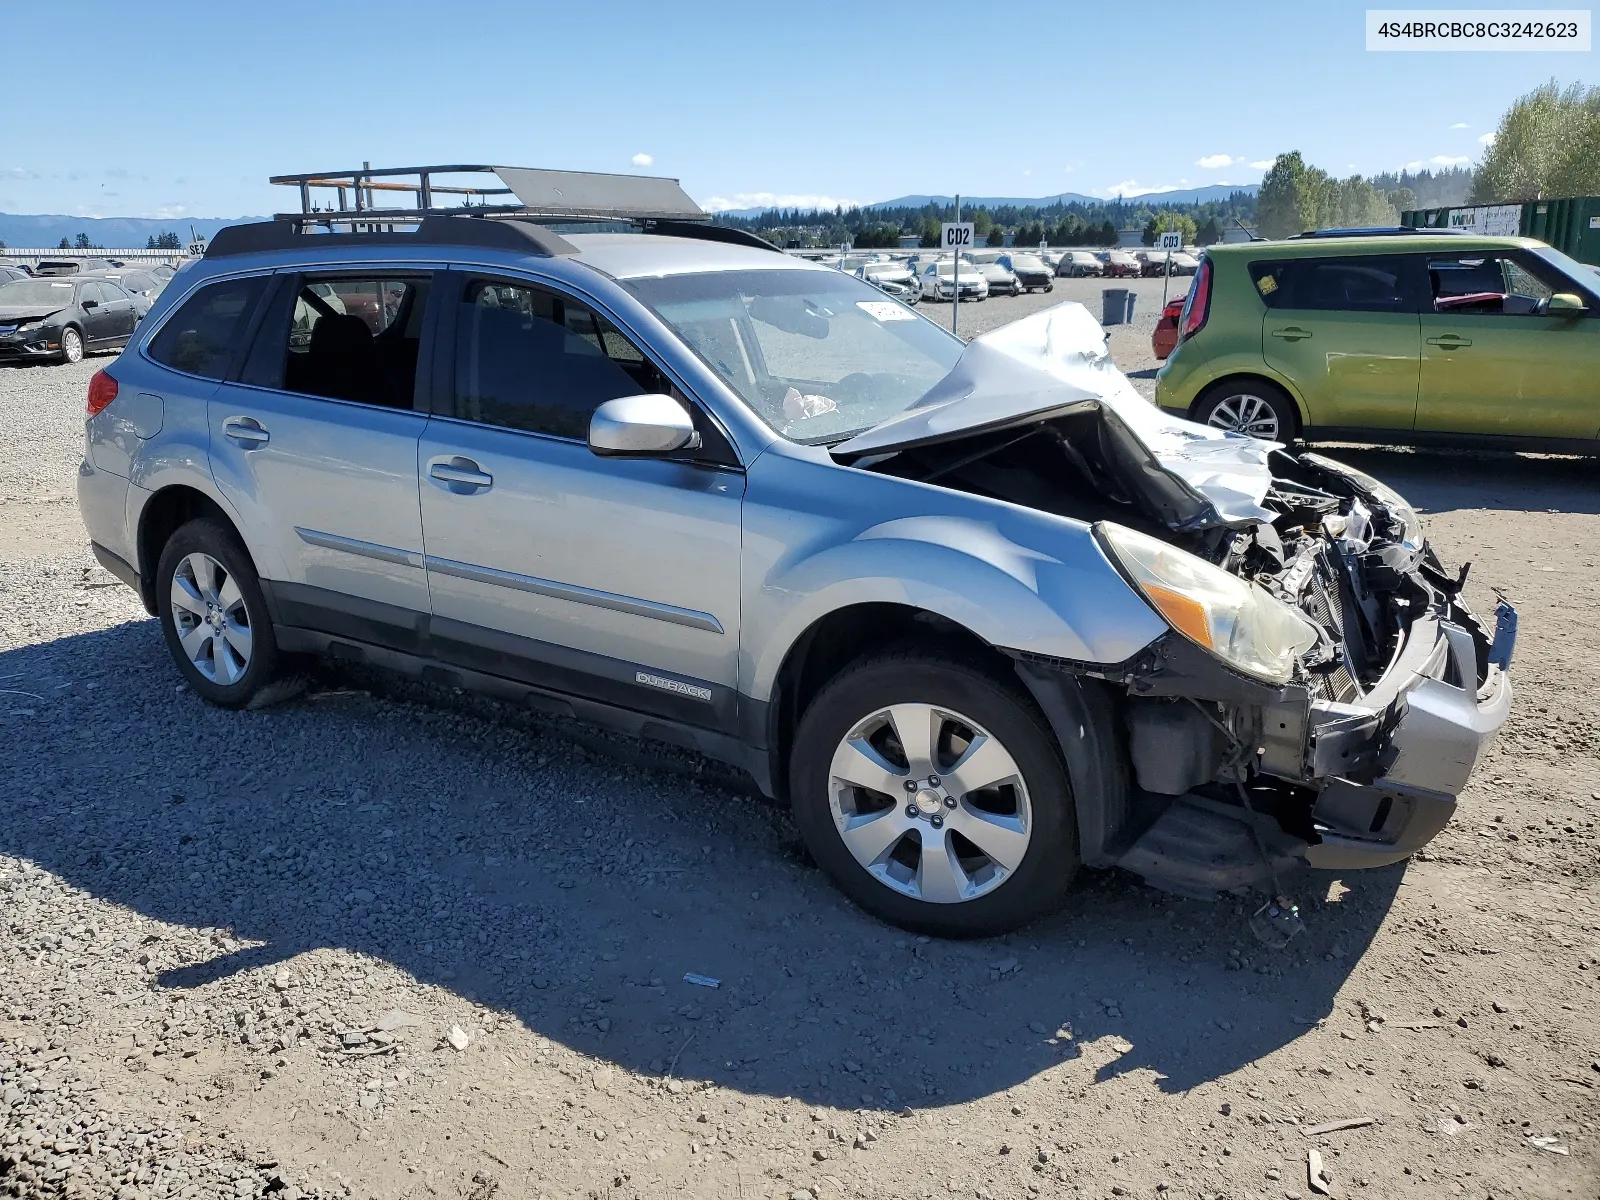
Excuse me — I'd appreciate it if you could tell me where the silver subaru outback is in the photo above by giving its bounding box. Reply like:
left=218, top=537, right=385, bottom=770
left=76, top=166, right=1515, bottom=938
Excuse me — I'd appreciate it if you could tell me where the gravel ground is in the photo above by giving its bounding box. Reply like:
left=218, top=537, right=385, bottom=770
left=1, top=337, right=1597, bottom=1200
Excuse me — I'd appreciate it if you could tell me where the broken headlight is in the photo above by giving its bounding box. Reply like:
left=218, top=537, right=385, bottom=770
left=1300, top=453, right=1422, bottom=553
left=1098, top=522, right=1320, bottom=685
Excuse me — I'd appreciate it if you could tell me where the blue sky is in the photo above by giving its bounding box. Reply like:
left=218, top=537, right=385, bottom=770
left=1, top=0, right=1591, bottom=218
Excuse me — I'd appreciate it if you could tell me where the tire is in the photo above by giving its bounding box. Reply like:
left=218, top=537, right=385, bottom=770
left=156, top=518, right=281, bottom=708
left=59, top=327, right=83, bottom=364
left=1192, top=378, right=1301, bottom=443
left=1045, top=283, right=1054, bottom=292
left=789, top=648, right=1080, bottom=938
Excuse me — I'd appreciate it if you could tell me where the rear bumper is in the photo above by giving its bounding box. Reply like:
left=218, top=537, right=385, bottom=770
left=91, top=540, right=142, bottom=593
left=1300, top=603, right=1514, bottom=869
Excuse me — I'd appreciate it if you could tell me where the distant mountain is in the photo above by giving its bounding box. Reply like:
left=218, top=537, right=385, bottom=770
left=0, top=213, right=264, bottom=251
left=865, top=191, right=1102, bottom=210
left=713, top=183, right=1261, bottom=219
left=1117, top=184, right=1259, bottom=204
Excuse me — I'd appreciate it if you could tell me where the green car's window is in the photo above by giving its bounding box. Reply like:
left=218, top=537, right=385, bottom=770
left=1426, top=252, right=1566, bottom=316
left=1249, top=256, right=1411, bottom=312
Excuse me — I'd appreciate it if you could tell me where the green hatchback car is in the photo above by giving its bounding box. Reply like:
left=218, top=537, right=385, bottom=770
left=1156, top=231, right=1600, bottom=450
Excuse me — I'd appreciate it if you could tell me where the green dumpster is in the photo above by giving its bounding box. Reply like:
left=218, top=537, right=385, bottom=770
left=1403, top=197, right=1600, bottom=265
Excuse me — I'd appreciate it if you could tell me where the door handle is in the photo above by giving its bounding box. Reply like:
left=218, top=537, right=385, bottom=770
left=1426, top=334, right=1473, bottom=348
left=1270, top=326, right=1312, bottom=341
left=222, top=416, right=269, bottom=447
left=428, top=457, right=493, bottom=493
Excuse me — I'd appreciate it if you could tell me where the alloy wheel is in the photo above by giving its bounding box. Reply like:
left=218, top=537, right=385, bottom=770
left=169, top=552, right=253, bottom=685
left=1206, top=392, right=1281, bottom=439
left=61, top=329, right=83, bottom=364
left=828, top=703, right=1031, bottom=904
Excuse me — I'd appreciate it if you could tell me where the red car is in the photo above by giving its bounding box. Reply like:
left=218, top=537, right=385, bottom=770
left=1100, top=250, right=1141, bottom=278
left=1152, top=294, right=1186, bottom=359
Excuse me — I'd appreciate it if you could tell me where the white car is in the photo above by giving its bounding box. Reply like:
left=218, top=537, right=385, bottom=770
left=917, top=259, right=988, bottom=302
left=855, top=261, right=920, bottom=304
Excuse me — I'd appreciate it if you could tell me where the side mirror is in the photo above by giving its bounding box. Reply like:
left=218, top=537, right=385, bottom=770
left=1548, top=292, right=1586, bottom=314
left=81, top=298, right=99, bottom=310
left=589, top=394, right=701, bottom=458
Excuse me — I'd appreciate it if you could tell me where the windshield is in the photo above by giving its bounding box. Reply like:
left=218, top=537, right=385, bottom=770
left=0, top=280, right=76, bottom=307
left=624, top=268, right=964, bottom=443
left=1531, top=246, right=1600, bottom=302
left=1010, top=255, right=1046, bottom=271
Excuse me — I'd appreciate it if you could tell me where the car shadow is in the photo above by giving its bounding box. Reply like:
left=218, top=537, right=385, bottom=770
left=0, top=618, right=1399, bottom=1106
left=1302, top=443, right=1600, bottom=517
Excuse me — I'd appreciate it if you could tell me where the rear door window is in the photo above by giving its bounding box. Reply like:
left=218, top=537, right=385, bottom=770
left=146, top=276, right=269, bottom=380
left=264, top=274, right=430, bottom=407
left=1250, top=256, right=1413, bottom=312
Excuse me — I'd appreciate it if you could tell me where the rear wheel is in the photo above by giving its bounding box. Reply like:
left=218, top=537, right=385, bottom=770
left=156, top=519, right=281, bottom=708
left=1193, top=379, right=1300, bottom=442
left=59, top=327, right=83, bottom=364
left=790, top=649, right=1079, bottom=937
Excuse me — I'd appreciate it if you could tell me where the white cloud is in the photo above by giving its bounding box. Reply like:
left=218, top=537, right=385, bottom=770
left=631, top=152, right=654, bottom=167
left=1248, top=159, right=1276, bottom=171
left=700, top=191, right=861, bottom=213
left=1401, top=154, right=1473, bottom=171
left=1094, top=180, right=1184, bottom=198
left=1478, top=131, right=1496, bottom=146
left=1195, top=153, right=1234, bottom=169
left=1449, top=122, right=1470, bottom=130
left=1, top=166, right=39, bottom=180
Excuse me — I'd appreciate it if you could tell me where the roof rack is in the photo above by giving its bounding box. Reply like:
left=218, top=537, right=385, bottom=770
left=199, top=162, right=782, bottom=259
left=1289, top=226, right=1466, bottom=239
left=267, top=163, right=709, bottom=229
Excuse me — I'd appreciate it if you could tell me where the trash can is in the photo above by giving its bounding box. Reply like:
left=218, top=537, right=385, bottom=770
left=1102, top=288, right=1136, bottom=326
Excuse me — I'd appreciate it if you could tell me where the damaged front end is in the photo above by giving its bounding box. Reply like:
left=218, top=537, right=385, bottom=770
left=835, top=305, right=1515, bottom=899
left=1098, top=451, right=1516, bottom=898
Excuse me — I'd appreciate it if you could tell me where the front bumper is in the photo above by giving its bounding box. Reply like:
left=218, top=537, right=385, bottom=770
left=0, top=325, right=64, bottom=358
left=1295, top=600, right=1514, bottom=868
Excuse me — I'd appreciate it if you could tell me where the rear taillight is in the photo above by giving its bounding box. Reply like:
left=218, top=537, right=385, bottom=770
left=1180, top=258, right=1211, bottom=341
left=86, top=369, right=118, bottom=417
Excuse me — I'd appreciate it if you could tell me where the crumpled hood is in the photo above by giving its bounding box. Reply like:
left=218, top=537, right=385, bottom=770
left=833, top=301, right=1278, bottom=525
left=0, top=306, right=67, bottom=323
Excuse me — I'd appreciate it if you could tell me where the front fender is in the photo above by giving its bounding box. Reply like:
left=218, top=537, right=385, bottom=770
left=740, top=447, right=1167, bottom=701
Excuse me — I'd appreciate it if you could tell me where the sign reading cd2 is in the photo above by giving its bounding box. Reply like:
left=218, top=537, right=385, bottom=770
left=941, top=222, right=975, bottom=251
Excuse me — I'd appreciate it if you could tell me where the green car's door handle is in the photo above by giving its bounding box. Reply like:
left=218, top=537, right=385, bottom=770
left=1427, top=334, right=1473, bottom=348
left=1270, top=326, right=1312, bottom=341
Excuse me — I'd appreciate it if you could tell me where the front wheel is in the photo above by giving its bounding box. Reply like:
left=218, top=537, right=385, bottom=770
left=156, top=519, right=281, bottom=708
left=1193, top=379, right=1300, bottom=442
left=790, top=650, right=1079, bottom=937
left=59, top=327, right=84, bottom=364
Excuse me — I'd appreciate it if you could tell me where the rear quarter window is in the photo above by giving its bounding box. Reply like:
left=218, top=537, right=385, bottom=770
left=146, top=276, right=268, bottom=380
